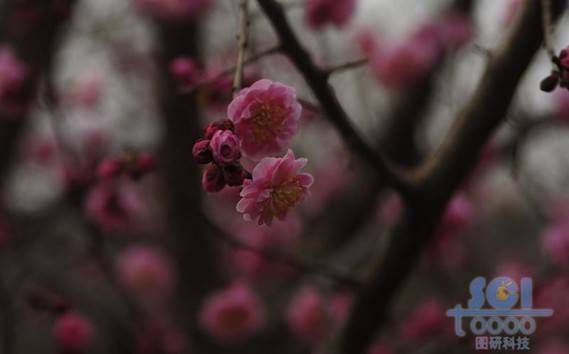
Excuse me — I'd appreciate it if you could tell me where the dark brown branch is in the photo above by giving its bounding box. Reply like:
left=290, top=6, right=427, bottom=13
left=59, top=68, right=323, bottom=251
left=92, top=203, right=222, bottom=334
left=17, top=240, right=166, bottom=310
left=332, top=1, right=566, bottom=354
left=233, top=0, right=251, bottom=94
left=256, top=0, right=413, bottom=200
left=324, top=58, right=368, bottom=77
left=0, top=0, right=76, bottom=186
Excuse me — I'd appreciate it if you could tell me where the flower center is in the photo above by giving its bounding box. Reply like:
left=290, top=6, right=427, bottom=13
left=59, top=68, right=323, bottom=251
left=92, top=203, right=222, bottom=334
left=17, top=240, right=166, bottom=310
left=264, top=177, right=304, bottom=218
left=251, top=103, right=285, bottom=142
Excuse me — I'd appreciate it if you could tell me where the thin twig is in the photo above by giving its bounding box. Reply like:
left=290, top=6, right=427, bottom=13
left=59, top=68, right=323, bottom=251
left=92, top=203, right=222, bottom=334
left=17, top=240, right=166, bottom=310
left=541, top=0, right=557, bottom=60
left=325, top=58, right=368, bottom=77
left=201, top=215, right=363, bottom=290
left=233, top=0, right=250, bottom=95
left=256, top=0, right=413, bottom=200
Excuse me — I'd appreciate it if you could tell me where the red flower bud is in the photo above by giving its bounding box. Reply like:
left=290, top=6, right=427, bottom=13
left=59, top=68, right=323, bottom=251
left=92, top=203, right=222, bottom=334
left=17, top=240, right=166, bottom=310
left=202, top=164, right=225, bottom=192
left=192, top=139, right=212, bottom=164
left=541, top=73, right=559, bottom=92
left=203, top=119, right=234, bottom=140
left=97, top=158, right=123, bottom=180
left=223, top=164, right=246, bottom=187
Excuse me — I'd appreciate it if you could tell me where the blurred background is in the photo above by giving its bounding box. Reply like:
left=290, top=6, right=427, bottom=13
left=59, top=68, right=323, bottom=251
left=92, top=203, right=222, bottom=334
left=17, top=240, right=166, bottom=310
left=1, top=0, right=569, bottom=353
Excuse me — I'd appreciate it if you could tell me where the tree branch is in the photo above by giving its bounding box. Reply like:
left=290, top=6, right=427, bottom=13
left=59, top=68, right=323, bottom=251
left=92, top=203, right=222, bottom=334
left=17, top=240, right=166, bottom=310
left=332, top=1, right=566, bottom=354
left=256, top=0, right=413, bottom=200
left=233, top=0, right=250, bottom=94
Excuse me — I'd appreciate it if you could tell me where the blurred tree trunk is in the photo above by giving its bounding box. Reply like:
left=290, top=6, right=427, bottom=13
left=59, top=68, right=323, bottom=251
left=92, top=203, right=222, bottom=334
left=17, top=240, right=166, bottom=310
left=155, top=18, right=225, bottom=351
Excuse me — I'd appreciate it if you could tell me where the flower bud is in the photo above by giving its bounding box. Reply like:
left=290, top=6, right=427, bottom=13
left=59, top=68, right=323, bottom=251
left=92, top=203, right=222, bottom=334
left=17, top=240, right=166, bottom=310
left=541, top=72, right=559, bottom=92
left=203, top=119, right=234, bottom=140
left=192, top=139, right=212, bottom=164
left=210, top=130, right=241, bottom=165
left=202, top=164, right=225, bottom=192
left=224, top=164, right=246, bottom=187
left=97, top=158, right=123, bottom=180
left=53, top=311, right=95, bottom=353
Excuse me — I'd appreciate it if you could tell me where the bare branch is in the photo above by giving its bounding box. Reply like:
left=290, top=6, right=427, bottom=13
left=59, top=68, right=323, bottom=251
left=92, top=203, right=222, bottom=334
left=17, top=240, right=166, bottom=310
left=541, top=0, right=557, bottom=60
left=256, top=0, right=413, bottom=200
left=331, top=2, right=566, bottom=354
left=324, top=58, right=368, bottom=77
left=233, top=0, right=251, bottom=94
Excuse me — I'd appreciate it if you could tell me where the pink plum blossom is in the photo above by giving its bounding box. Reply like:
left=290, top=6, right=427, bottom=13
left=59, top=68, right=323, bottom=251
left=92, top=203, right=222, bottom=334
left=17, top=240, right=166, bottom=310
left=286, top=286, right=327, bottom=344
left=199, top=282, right=266, bottom=343
left=236, top=150, right=313, bottom=225
left=169, top=57, right=201, bottom=88
left=85, top=182, right=145, bottom=233
left=305, top=0, right=356, bottom=29
left=437, top=193, right=473, bottom=240
left=53, top=311, right=95, bottom=352
left=400, top=299, right=447, bottom=341
left=228, top=79, right=302, bottom=159
left=117, top=245, right=175, bottom=305
left=136, top=319, right=187, bottom=354
left=437, top=14, right=473, bottom=49
left=210, top=130, right=241, bottom=165
left=371, top=41, right=438, bottom=89
left=328, top=293, right=352, bottom=323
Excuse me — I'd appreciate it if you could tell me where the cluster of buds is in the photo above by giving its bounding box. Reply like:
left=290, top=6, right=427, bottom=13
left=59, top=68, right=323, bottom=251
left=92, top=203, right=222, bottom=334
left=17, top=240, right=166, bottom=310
left=193, top=119, right=249, bottom=192
left=97, top=151, right=157, bottom=181
left=540, top=47, right=569, bottom=92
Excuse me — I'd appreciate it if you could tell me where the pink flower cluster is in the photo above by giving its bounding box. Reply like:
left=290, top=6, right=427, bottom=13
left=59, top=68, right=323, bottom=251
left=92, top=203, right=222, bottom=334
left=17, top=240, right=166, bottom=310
left=85, top=182, right=146, bottom=233
left=96, top=151, right=157, bottom=181
left=192, top=119, right=248, bottom=192
left=192, top=79, right=312, bottom=224
left=363, top=14, right=472, bottom=89
left=53, top=311, right=95, bottom=353
left=286, top=287, right=351, bottom=344
left=305, top=0, right=356, bottom=29
left=228, top=79, right=302, bottom=159
left=237, top=150, right=313, bottom=226
left=117, top=245, right=175, bottom=307
left=133, top=0, right=212, bottom=20
left=199, top=282, right=265, bottom=343
left=0, top=45, right=27, bottom=114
